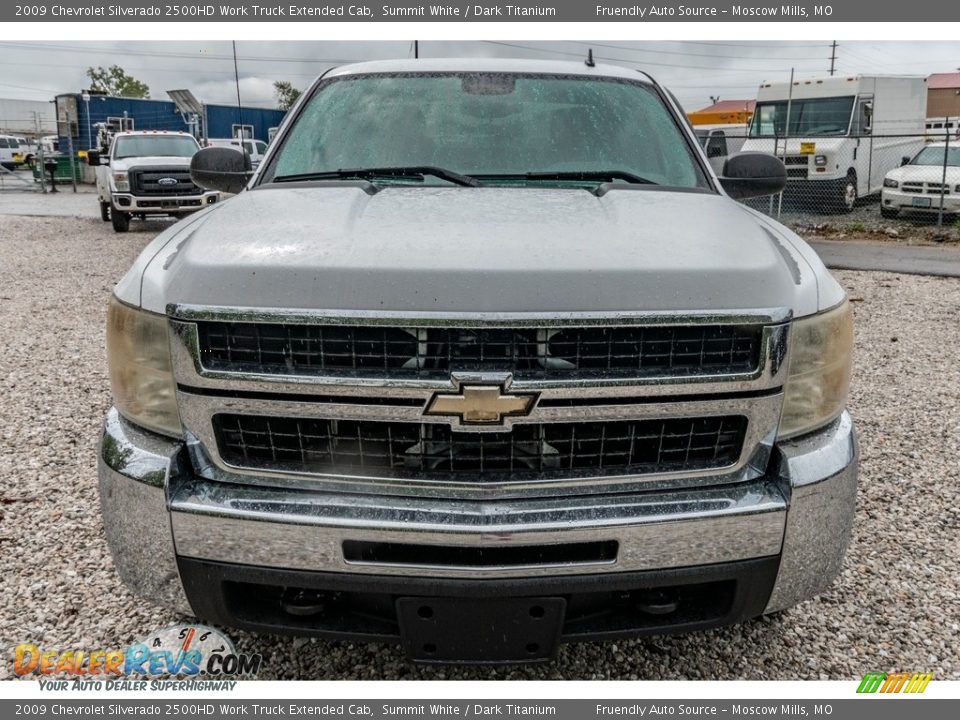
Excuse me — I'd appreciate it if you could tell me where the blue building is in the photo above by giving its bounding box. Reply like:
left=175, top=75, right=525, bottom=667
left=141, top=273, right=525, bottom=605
left=54, top=92, right=286, bottom=152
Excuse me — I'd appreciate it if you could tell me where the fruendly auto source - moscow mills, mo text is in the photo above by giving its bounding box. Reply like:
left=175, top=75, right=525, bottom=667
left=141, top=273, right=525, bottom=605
left=22, top=4, right=834, bottom=20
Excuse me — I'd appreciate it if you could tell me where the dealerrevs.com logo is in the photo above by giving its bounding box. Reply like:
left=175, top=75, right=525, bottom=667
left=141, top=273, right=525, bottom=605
left=13, top=624, right=262, bottom=681
left=857, top=672, right=933, bottom=694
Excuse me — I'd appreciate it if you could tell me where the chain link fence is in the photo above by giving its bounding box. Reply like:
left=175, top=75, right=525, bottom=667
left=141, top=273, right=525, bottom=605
left=697, top=128, right=960, bottom=236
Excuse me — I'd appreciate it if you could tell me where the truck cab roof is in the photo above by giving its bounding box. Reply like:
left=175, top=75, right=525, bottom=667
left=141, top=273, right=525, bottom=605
left=324, top=58, right=653, bottom=84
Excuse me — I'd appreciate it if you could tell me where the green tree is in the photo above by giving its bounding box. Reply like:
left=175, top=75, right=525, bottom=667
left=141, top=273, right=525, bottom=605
left=85, top=65, right=150, bottom=98
left=273, top=80, right=302, bottom=111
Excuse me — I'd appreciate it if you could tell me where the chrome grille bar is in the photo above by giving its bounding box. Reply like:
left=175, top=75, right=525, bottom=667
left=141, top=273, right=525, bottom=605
left=213, top=414, right=748, bottom=478
left=194, top=322, right=762, bottom=379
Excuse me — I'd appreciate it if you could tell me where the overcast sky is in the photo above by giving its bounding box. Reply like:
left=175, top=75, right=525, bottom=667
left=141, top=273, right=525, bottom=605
left=1, top=40, right=957, bottom=111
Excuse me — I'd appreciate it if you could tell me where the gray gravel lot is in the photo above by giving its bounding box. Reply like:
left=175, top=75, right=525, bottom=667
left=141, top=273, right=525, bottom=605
left=1, top=214, right=958, bottom=680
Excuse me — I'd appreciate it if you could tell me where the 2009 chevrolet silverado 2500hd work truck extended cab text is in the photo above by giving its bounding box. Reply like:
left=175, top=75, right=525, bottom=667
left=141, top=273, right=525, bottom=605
left=98, top=60, right=857, bottom=664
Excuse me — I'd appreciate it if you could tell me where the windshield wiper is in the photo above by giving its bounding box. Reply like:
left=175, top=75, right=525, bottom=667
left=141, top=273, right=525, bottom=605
left=521, top=170, right=658, bottom=185
left=272, top=166, right=483, bottom=187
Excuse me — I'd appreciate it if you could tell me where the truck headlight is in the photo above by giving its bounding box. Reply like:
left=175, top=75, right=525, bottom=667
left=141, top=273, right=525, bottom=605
left=814, top=154, right=827, bottom=167
left=779, top=301, right=853, bottom=439
left=883, top=178, right=899, bottom=189
left=112, top=172, right=130, bottom=192
left=106, top=297, right=182, bottom=438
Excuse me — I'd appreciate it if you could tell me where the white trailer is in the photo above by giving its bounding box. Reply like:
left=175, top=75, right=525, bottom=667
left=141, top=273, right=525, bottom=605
left=741, top=75, right=928, bottom=211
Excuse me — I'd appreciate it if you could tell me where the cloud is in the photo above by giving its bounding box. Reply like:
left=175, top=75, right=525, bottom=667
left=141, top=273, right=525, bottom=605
left=1, top=40, right=958, bottom=113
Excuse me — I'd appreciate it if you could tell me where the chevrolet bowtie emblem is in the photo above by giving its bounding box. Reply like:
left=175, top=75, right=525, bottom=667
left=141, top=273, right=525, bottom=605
left=425, top=383, right=537, bottom=426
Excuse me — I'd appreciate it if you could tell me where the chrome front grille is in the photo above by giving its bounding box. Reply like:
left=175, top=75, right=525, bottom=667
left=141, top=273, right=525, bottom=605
left=196, top=322, right=762, bottom=379
left=170, top=305, right=790, bottom=498
left=213, top=414, right=748, bottom=479
left=130, top=167, right=199, bottom=196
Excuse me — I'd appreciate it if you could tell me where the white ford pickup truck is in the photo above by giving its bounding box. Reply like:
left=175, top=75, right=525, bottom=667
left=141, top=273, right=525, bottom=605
left=88, top=130, right=220, bottom=232
left=98, top=59, right=857, bottom=664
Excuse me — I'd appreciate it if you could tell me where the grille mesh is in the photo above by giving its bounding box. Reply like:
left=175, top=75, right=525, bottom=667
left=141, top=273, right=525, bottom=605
left=130, top=168, right=199, bottom=196
left=197, top=323, right=762, bottom=378
left=214, top=414, right=747, bottom=478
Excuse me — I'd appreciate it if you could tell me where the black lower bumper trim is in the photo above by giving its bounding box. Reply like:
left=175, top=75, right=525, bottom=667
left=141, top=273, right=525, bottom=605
left=178, top=556, right=780, bottom=658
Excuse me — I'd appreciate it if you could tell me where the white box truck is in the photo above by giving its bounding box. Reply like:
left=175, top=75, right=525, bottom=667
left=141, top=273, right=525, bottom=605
left=741, top=75, right=927, bottom=211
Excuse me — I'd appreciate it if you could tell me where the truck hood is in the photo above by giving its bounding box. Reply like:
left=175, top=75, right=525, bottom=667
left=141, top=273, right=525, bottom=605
left=885, top=165, right=960, bottom=184
left=110, top=156, right=193, bottom=172
left=122, top=185, right=835, bottom=317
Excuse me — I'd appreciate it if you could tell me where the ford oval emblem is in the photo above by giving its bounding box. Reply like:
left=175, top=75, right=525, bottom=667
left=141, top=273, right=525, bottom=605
left=157, top=177, right=178, bottom=186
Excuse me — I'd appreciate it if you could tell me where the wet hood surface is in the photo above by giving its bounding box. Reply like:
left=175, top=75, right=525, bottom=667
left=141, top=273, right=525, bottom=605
left=133, top=185, right=824, bottom=316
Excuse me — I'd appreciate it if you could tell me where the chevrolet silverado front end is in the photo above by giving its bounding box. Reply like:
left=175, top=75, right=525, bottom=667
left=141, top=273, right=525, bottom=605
left=97, top=59, right=857, bottom=664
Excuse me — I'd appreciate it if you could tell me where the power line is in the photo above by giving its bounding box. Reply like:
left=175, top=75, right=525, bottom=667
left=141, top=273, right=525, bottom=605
left=481, top=41, right=817, bottom=73
left=564, top=40, right=829, bottom=61
left=0, top=58, right=327, bottom=79
left=663, top=40, right=834, bottom=48
left=0, top=41, right=352, bottom=65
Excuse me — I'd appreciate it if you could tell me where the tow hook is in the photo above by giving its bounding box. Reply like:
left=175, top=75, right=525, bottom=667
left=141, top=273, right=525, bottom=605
left=634, top=588, right=680, bottom=616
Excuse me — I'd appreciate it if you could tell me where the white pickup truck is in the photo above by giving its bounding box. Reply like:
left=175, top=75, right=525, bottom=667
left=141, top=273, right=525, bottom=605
left=88, top=130, right=220, bottom=232
left=98, top=59, right=857, bottom=664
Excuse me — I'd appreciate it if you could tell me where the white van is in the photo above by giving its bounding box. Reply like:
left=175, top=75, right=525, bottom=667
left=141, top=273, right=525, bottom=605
left=694, top=124, right=749, bottom=175
left=206, top=137, right=268, bottom=168
left=0, top=134, right=22, bottom=170
left=741, top=75, right=928, bottom=211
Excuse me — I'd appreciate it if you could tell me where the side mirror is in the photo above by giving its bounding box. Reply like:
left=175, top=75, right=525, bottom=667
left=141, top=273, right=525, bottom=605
left=720, top=152, right=787, bottom=200
left=190, top=146, right=252, bottom=194
left=86, top=149, right=99, bottom=167
left=901, top=156, right=911, bottom=166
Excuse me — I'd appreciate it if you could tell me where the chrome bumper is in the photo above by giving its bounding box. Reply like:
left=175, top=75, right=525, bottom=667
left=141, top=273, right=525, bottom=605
left=97, top=409, right=857, bottom=617
left=111, top=192, right=218, bottom=213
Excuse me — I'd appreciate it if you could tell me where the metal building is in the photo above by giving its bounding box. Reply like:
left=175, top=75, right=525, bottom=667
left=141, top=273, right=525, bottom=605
left=53, top=92, right=286, bottom=152
left=0, top=98, right=57, bottom=136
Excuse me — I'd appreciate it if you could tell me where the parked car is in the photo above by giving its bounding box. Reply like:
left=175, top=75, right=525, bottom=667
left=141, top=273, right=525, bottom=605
left=98, top=59, right=856, bottom=664
left=88, top=130, right=220, bottom=232
left=206, top=137, right=269, bottom=169
left=881, top=142, right=960, bottom=218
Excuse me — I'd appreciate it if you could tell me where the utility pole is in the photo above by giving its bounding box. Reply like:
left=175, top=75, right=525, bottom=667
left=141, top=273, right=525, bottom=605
left=414, top=40, right=419, bottom=59
left=829, top=40, right=838, bottom=76
left=34, top=112, right=46, bottom=194
left=62, top=101, right=77, bottom=193
left=232, top=40, right=243, bottom=137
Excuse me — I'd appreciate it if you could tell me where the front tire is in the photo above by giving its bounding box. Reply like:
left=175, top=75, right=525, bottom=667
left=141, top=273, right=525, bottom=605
left=835, top=171, right=858, bottom=213
left=880, top=205, right=899, bottom=219
left=99, top=201, right=111, bottom=222
left=111, top=209, right=130, bottom=233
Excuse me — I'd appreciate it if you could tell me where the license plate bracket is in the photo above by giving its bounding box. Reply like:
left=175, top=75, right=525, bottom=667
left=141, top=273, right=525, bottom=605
left=913, top=196, right=932, bottom=207
left=396, top=596, right=565, bottom=664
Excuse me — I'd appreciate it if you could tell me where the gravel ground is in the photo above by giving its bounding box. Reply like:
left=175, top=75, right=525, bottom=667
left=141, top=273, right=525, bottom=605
left=1, top=214, right=958, bottom=681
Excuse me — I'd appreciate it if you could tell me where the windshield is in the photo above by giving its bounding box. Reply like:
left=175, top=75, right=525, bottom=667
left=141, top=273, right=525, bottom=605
left=113, top=135, right=199, bottom=160
left=911, top=146, right=960, bottom=167
left=750, top=96, right=855, bottom=137
left=265, top=73, right=708, bottom=189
